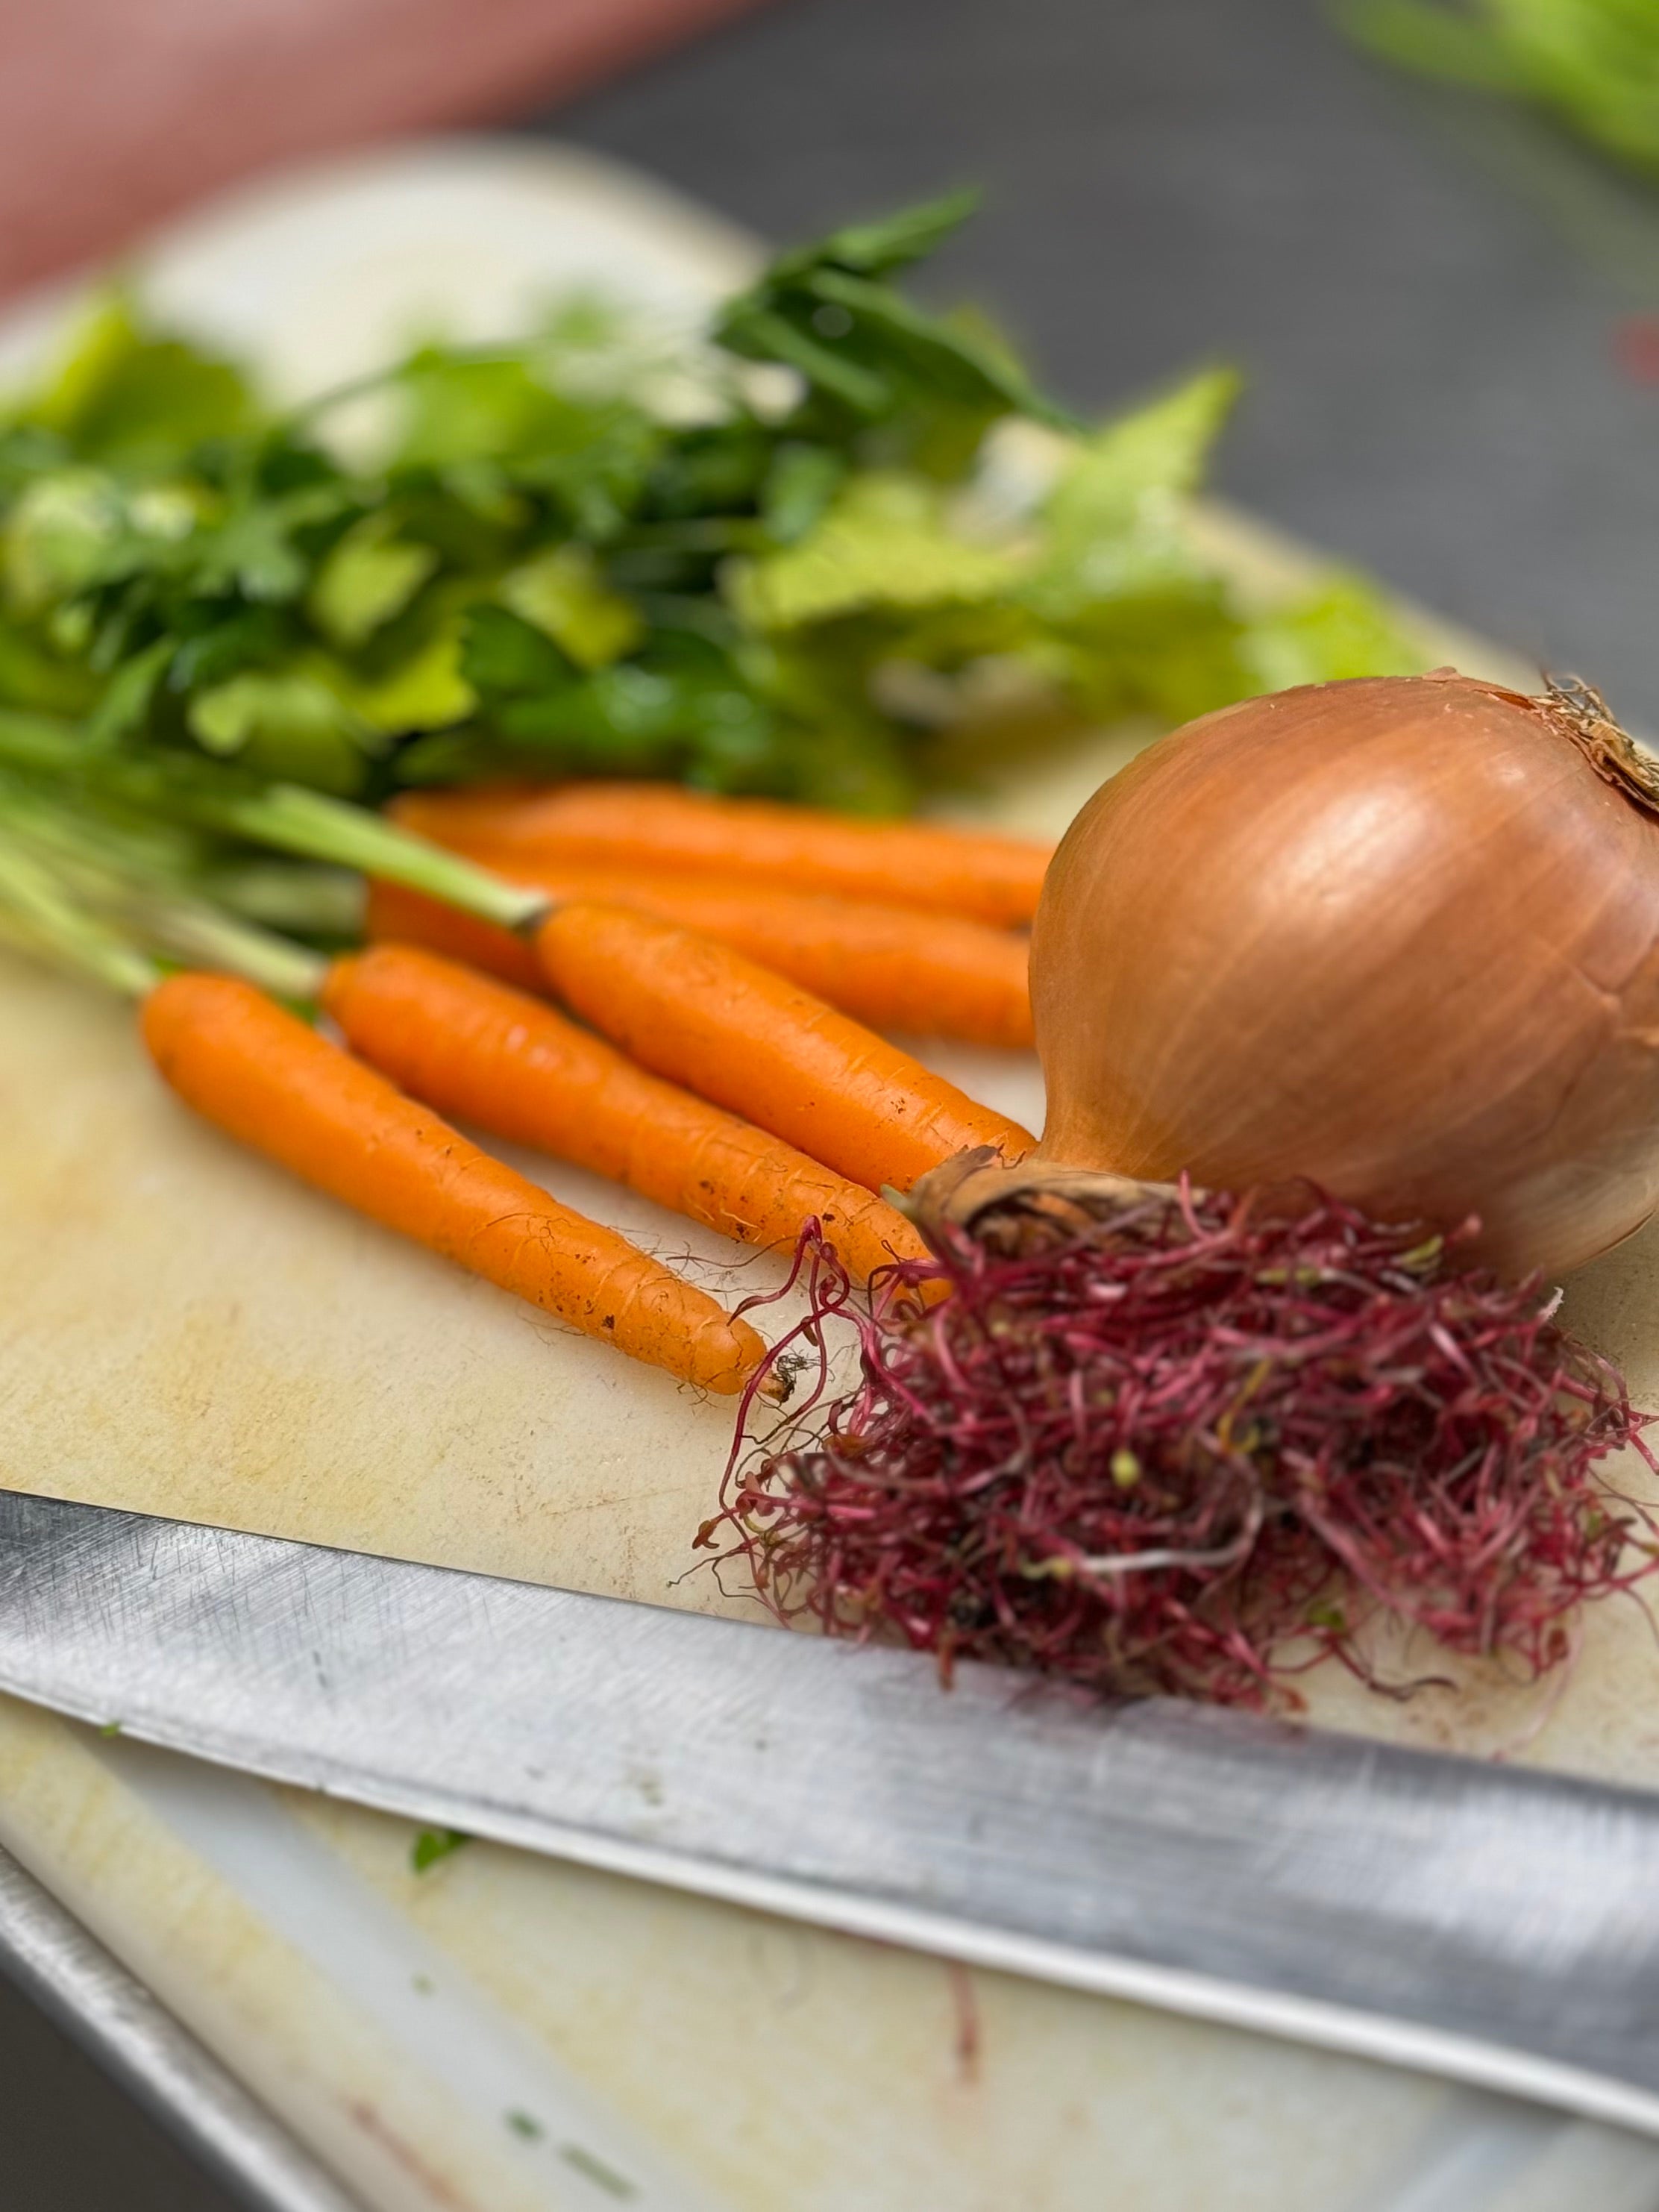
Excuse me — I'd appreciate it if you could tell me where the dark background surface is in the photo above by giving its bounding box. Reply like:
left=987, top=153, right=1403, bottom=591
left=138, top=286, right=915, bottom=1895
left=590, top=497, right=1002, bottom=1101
left=7, top=1, right=1659, bottom=2205
left=0, top=1963, right=248, bottom=2212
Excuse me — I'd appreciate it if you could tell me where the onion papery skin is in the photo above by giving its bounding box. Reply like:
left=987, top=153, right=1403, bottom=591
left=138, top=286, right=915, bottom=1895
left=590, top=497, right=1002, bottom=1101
left=1029, top=672, right=1659, bottom=1279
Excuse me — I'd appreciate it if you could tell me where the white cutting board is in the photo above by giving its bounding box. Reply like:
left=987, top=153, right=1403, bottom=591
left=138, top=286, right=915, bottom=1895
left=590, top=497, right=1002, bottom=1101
left=4, top=136, right=1659, bottom=2212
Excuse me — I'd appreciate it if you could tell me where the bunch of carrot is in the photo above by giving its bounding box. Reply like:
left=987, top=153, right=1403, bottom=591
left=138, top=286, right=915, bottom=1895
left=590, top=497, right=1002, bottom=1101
left=375, top=782, right=1044, bottom=1051
left=7, top=777, right=1052, bottom=1398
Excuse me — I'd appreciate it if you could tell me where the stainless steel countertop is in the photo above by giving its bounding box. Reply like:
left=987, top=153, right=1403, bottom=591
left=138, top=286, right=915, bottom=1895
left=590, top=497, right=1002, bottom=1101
left=0, top=1841, right=361, bottom=2212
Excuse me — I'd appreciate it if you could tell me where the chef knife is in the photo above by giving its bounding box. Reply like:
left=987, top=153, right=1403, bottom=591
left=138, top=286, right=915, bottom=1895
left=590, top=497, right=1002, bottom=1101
left=1, top=1483, right=1655, bottom=2135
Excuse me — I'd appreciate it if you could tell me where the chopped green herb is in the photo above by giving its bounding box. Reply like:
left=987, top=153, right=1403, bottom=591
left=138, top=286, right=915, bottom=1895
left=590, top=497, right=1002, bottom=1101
left=559, top=2143, right=638, bottom=2199
left=98, top=1719, right=125, bottom=1736
left=505, top=2110, right=545, bottom=2142
left=410, top=1826, right=471, bottom=1873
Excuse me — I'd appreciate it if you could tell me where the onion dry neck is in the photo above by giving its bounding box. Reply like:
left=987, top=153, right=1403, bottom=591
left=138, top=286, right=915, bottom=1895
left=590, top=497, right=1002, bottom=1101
left=1538, top=671, right=1659, bottom=815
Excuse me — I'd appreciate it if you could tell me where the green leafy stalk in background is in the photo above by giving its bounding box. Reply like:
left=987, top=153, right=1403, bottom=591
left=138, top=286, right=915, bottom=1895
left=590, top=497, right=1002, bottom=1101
left=0, top=193, right=1419, bottom=856
left=1340, top=0, right=1659, bottom=184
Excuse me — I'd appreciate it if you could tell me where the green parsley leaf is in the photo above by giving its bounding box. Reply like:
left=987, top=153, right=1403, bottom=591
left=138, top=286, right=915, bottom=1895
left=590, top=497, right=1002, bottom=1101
left=188, top=670, right=371, bottom=792
left=85, top=638, right=174, bottom=748
left=0, top=620, right=98, bottom=714
left=1035, top=366, right=1241, bottom=595
left=23, top=294, right=256, bottom=468
left=189, top=501, right=309, bottom=604
left=334, top=625, right=477, bottom=735
left=394, top=352, right=571, bottom=470
left=500, top=545, right=642, bottom=669
left=771, top=188, right=983, bottom=280
left=310, top=514, right=438, bottom=648
left=4, top=471, right=128, bottom=611
left=713, top=191, right=1076, bottom=439
left=1242, top=574, right=1426, bottom=691
left=760, top=442, right=847, bottom=543
left=460, top=604, right=573, bottom=699
left=729, top=473, right=1023, bottom=633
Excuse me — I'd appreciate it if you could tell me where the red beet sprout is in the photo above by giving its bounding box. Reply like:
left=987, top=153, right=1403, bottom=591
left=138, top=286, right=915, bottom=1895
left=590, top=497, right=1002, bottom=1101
left=700, top=1168, right=1658, bottom=1707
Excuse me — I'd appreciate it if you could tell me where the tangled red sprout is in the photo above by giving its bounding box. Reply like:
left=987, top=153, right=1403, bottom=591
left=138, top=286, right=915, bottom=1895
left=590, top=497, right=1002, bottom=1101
left=700, top=1172, right=1659, bottom=1707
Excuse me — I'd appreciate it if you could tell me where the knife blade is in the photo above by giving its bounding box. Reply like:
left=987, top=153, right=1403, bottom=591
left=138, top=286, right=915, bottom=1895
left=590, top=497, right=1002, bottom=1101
left=1, top=1484, right=1656, bottom=2135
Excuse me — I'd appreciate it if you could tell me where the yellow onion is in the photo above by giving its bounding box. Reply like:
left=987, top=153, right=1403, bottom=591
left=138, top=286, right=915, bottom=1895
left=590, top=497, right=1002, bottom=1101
left=1029, top=670, right=1659, bottom=1279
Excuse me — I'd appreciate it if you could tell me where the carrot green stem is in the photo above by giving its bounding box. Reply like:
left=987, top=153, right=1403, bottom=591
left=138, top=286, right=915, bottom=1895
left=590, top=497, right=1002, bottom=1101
left=205, top=861, right=364, bottom=939
left=195, top=780, right=548, bottom=930
left=0, top=833, right=159, bottom=997
left=0, top=768, right=330, bottom=1002
left=137, top=897, right=327, bottom=1002
left=0, top=713, right=547, bottom=932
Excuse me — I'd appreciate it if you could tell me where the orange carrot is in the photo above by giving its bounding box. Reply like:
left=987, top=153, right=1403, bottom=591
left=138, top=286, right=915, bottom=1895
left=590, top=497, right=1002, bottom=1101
left=367, top=862, right=1035, bottom=1049
left=141, top=972, right=767, bottom=1394
left=323, top=944, right=929, bottom=1285
left=390, top=781, right=1053, bottom=927
left=534, top=903, right=1036, bottom=1195
left=366, top=880, right=548, bottom=992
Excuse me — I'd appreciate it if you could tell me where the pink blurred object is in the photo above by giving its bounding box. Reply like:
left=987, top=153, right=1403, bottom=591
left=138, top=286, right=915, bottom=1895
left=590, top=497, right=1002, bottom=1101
left=1614, top=313, right=1659, bottom=388
left=0, top=0, right=765, bottom=301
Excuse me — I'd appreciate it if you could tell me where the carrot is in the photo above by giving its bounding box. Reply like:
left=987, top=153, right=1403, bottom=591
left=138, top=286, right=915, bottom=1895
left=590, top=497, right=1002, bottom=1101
left=366, top=862, right=1035, bottom=1049
left=141, top=971, right=768, bottom=1394
left=533, top=903, right=1037, bottom=1195
left=366, top=880, right=547, bottom=992
left=323, top=944, right=929, bottom=1285
left=390, top=781, right=1053, bottom=927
